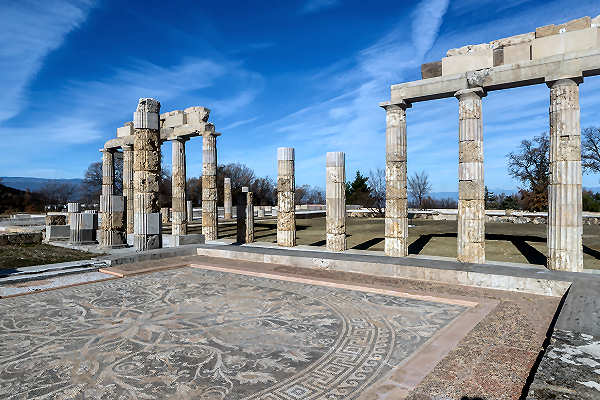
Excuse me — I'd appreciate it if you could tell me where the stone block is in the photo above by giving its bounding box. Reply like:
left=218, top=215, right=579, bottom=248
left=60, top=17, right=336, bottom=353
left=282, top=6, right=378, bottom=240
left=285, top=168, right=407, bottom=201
left=134, top=111, right=159, bottom=130
left=117, top=123, right=133, bottom=138
left=46, top=214, right=66, bottom=225
left=45, top=225, right=69, bottom=241
left=442, top=51, right=493, bottom=76
left=503, top=42, right=531, bottom=64
left=134, top=213, right=161, bottom=235
left=162, top=110, right=185, bottom=128
left=421, top=61, right=442, bottom=79
left=532, top=28, right=600, bottom=60
left=536, top=24, right=560, bottom=38
left=172, top=234, right=205, bottom=246
left=493, top=47, right=503, bottom=67
left=184, top=106, right=210, bottom=123
left=446, top=43, right=492, bottom=57
left=490, top=32, right=534, bottom=48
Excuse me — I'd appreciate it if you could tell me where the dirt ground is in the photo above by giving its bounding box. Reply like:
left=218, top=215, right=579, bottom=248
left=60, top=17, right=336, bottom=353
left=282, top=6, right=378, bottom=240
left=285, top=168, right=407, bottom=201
left=0, top=243, right=99, bottom=269
left=180, top=217, right=600, bottom=269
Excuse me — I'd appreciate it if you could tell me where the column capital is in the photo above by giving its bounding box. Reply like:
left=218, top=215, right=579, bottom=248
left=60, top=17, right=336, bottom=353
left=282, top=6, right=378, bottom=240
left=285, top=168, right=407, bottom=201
left=455, top=87, right=486, bottom=99
left=546, top=77, right=583, bottom=88
left=380, top=100, right=411, bottom=111
left=121, top=144, right=133, bottom=151
left=99, top=147, right=116, bottom=154
left=169, top=136, right=189, bottom=143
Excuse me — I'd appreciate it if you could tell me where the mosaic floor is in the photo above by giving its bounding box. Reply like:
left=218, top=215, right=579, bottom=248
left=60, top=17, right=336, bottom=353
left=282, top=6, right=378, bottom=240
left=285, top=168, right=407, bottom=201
left=0, top=267, right=467, bottom=399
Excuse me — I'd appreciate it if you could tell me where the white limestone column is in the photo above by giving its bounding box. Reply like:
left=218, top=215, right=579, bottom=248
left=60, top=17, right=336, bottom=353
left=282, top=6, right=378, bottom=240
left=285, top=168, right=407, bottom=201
left=277, top=147, right=296, bottom=247
left=224, top=177, right=232, bottom=220
left=122, top=144, right=134, bottom=234
left=171, top=138, right=188, bottom=236
left=67, top=202, right=80, bottom=225
left=187, top=200, right=193, bottom=222
left=246, top=189, right=255, bottom=243
left=202, top=131, right=219, bottom=240
left=101, top=148, right=115, bottom=196
left=326, top=152, right=346, bottom=251
left=133, top=98, right=162, bottom=251
left=381, top=101, right=410, bottom=257
left=547, top=78, right=583, bottom=272
left=455, top=87, right=486, bottom=264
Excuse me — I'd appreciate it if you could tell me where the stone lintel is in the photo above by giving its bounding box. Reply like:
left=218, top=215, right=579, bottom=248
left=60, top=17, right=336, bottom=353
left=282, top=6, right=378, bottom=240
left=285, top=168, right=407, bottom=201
left=391, top=49, right=600, bottom=103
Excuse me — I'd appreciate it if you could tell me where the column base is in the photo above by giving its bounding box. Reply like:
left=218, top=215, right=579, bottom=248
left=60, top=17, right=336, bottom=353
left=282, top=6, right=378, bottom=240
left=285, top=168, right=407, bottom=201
left=277, top=230, right=296, bottom=247
left=326, top=233, right=346, bottom=252
left=134, top=234, right=162, bottom=251
left=384, top=237, right=408, bottom=257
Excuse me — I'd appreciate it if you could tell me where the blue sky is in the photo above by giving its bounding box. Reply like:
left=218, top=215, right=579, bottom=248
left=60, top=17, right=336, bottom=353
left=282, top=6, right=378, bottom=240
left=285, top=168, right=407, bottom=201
left=2, top=0, right=600, bottom=192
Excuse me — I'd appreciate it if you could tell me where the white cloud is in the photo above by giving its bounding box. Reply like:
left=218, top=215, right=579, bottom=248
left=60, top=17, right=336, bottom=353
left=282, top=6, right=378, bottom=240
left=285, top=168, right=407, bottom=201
left=301, top=0, right=340, bottom=14
left=0, top=0, right=96, bottom=123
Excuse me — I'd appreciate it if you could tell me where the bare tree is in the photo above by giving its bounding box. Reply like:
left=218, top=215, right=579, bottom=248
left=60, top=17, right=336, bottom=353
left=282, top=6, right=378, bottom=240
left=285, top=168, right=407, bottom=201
left=368, top=168, right=385, bottom=216
left=295, top=184, right=325, bottom=205
left=582, top=127, right=600, bottom=173
left=81, top=153, right=123, bottom=202
left=37, top=182, right=76, bottom=206
left=408, top=171, right=431, bottom=209
left=507, top=132, right=549, bottom=211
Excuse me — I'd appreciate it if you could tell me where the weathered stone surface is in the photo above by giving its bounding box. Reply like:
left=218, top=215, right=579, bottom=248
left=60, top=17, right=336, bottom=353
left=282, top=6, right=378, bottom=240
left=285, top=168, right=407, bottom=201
left=493, top=47, right=503, bottom=67
left=202, top=132, right=218, bottom=240
left=277, top=147, right=296, bottom=247
left=421, top=61, right=442, bottom=79
left=187, top=200, right=193, bottom=222
left=490, top=32, right=534, bottom=48
left=456, top=88, right=486, bottom=264
left=101, top=149, right=115, bottom=196
left=99, top=195, right=126, bottom=248
left=134, top=98, right=160, bottom=130
left=224, top=177, right=232, bottom=219
left=326, top=152, right=346, bottom=252
left=246, top=191, right=254, bottom=243
left=532, top=27, right=600, bottom=60
left=69, top=213, right=96, bottom=244
left=46, top=214, right=66, bottom=226
left=503, top=42, right=531, bottom=64
left=122, top=144, right=134, bottom=234
left=547, top=79, right=583, bottom=272
left=171, top=138, right=187, bottom=236
left=381, top=102, right=410, bottom=257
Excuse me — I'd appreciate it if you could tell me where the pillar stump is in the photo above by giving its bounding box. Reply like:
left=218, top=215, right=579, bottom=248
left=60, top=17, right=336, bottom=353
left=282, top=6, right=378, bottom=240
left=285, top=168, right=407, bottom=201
left=99, top=195, right=126, bottom=248
left=326, top=152, right=346, bottom=252
left=69, top=212, right=96, bottom=244
left=171, top=138, right=188, bottom=236
left=547, top=79, right=583, bottom=271
left=202, top=131, right=219, bottom=240
left=224, top=177, right=232, bottom=219
left=187, top=201, right=193, bottom=222
left=67, top=202, right=80, bottom=225
left=277, top=147, right=296, bottom=247
left=133, top=98, right=162, bottom=251
left=455, top=88, right=486, bottom=264
left=122, top=144, right=134, bottom=234
left=381, top=102, right=410, bottom=257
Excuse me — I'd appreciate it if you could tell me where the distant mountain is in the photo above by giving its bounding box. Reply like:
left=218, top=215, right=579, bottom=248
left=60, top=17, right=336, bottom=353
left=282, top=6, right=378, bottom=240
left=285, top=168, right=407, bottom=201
left=0, top=183, right=45, bottom=213
left=0, top=177, right=84, bottom=193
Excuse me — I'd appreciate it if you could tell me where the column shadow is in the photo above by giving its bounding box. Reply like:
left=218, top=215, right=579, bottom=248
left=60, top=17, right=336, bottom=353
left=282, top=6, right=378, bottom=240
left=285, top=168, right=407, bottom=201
left=352, top=237, right=384, bottom=250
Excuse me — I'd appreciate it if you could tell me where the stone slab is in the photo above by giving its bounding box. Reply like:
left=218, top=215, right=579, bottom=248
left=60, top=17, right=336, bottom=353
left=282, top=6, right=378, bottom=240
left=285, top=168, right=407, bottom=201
left=421, top=61, right=442, bottom=79
left=532, top=27, right=600, bottom=60
left=44, top=225, right=70, bottom=241
left=172, top=234, right=205, bottom=247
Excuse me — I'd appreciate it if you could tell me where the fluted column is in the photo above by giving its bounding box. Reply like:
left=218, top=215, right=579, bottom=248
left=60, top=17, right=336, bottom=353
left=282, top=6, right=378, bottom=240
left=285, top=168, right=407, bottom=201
left=202, top=132, right=219, bottom=240
left=171, top=138, right=188, bottom=236
left=67, top=202, right=80, bottom=225
left=246, top=189, right=254, bottom=243
left=381, top=101, right=410, bottom=257
left=326, top=152, right=346, bottom=251
left=224, top=177, right=232, bottom=219
left=455, top=87, right=486, bottom=264
left=69, top=212, right=96, bottom=244
left=133, top=98, right=162, bottom=251
left=99, top=195, right=126, bottom=248
left=101, top=148, right=115, bottom=196
left=277, top=147, right=296, bottom=247
left=122, top=144, right=134, bottom=234
left=547, top=78, right=583, bottom=272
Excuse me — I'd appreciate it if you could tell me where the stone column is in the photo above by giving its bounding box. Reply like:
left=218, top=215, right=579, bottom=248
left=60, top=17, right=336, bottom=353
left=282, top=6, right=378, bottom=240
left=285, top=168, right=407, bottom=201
left=122, top=144, right=134, bottom=234
left=101, top=148, right=115, bottom=196
left=187, top=201, right=193, bottom=222
left=70, top=213, right=96, bottom=244
left=133, top=98, right=162, bottom=251
left=246, top=189, right=255, bottom=243
left=326, top=152, right=346, bottom=251
left=99, top=195, right=126, bottom=248
left=258, top=207, right=265, bottom=218
left=277, top=147, right=296, bottom=247
left=547, top=78, right=583, bottom=272
left=455, top=88, right=486, bottom=264
left=67, top=202, right=80, bottom=225
left=381, top=101, right=410, bottom=257
left=171, top=138, right=188, bottom=236
left=224, top=177, right=232, bottom=220
left=202, top=132, right=218, bottom=240
left=236, top=187, right=248, bottom=243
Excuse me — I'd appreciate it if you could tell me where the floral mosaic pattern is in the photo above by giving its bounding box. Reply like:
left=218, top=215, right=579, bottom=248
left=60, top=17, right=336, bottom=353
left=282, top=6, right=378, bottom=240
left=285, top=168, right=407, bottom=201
left=0, top=268, right=466, bottom=399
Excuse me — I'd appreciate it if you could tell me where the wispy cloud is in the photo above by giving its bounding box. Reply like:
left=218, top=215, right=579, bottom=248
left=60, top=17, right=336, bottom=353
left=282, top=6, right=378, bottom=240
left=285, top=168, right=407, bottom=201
left=222, top=116, right=259, bottom=131
left=0, top=0, right=96, bottom=123
left=301, top=0, right=340, bottom=15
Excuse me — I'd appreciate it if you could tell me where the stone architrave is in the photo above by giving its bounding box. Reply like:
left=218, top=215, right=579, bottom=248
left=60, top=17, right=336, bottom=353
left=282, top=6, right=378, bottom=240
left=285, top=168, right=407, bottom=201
left=381, top=101, right=410, bottom=257
left=69, top=213, right=96, bottom=244
left=326, top=152, right=346, bottom=252
left=133, top=98, right=162, bottom=251
left=547, top=78, right=583, bottom=271
left=224, top=177, right=232, bottom=220
left=187, top=201, right=193, bottom=222
left=171, top=138, right=188, bottom=236
left=455, top=87, right=486, bottom=264
left=99, top=195, right=126, bottom=248
left=236, top=187, right=248, bottom=243
left=246, top=190, right=255, bottom=243
left=202, top=131, right=219, bottom=240
left=277, top=147, right=296, bottom=247
left=122, top=144, right=134, bottom=234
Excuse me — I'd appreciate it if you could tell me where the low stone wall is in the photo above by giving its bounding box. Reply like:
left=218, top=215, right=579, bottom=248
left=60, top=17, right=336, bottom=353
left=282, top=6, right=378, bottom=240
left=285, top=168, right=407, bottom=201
left=0, top=232, right=43, bottom=245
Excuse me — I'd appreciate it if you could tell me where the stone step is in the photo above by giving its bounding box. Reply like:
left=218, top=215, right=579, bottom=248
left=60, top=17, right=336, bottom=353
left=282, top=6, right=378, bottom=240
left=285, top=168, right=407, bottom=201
left=0, top=260, right=109, bottom=284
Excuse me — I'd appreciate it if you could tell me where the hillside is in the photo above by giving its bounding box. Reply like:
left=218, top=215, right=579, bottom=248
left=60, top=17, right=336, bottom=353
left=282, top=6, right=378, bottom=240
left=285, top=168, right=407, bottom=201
left=0, top=183, right=45, bottom=213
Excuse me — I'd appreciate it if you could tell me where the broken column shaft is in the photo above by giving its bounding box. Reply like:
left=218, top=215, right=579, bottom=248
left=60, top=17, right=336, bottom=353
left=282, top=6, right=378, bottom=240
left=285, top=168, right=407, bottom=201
left=246, top=189, right=254, bottom=243
left=101, top=149, right=115, bottom=196
left=122, top=144, right=134, bottom=234
left=326, top=152, right=346, bottom=252
left=202, top=132, right=218, bottom=240
left=456, top=87, right=486, bottom=264
left=171, top=138, right=188, bottom=236
left=382, top=102, right=410, bottom=257
left=133, top=98, right=162, bottom=251
left=547, top=78, right=583, bottom=271
left=224, top=177, right=232, bottom=220
left=277, top=147, right=296, bottom=247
